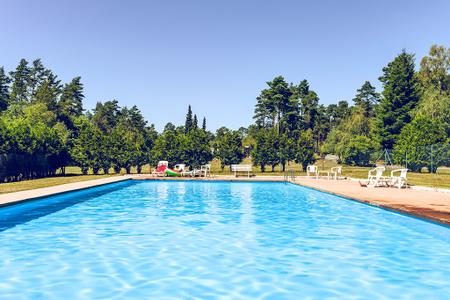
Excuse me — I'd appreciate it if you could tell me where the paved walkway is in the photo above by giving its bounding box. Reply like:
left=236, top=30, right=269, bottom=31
left=0, top=176, right=132, bottom=207
left=294, top=177, right=450, bottom=226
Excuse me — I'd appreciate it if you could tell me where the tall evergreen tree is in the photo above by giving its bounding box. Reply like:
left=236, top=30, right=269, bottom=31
left=202, top=117, right=206, bottom=131
left=33, top=71, right=61, bottom=111
left=185, top=105, right=193, bottom=132
left=353, top=81, right=380, bottom=118
left=301, top=90, right=319, bottom=131
left=29, top=59, right=48, bottom=98
left=377, top=50, right=420, bottom=149
left=253, top=76, right=293, bottom=131
left=92, top=100, right=121, bottom=132
left=193, top=114, right=198, bottom=129
left=9, top=59, right=31, bottom=104
left=0, top=67, right=11, bottom=111
left=59, top=76, right=84, bottom=119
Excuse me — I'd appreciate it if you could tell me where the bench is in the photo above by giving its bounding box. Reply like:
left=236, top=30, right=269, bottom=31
left=231, top=164, right=253, bottom=178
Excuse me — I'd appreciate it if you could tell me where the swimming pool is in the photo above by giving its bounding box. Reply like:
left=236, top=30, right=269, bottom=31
left=0, top=180, right=449, bottom=299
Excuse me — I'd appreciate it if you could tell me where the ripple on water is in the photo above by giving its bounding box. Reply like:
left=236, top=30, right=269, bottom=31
left=0, top=180, right=449, bottom=299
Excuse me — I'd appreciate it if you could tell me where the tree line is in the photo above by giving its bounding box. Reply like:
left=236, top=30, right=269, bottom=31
left=0, top=45, right=449, bottom=181
left=249, top=45, right=450, bottom=172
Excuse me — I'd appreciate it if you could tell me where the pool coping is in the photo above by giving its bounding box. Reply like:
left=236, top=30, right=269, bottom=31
left=0, top=176, right=133, bottom=208
left=289, top=181, right=450, bottom=228
left=289, top=179, right=450, bottom=227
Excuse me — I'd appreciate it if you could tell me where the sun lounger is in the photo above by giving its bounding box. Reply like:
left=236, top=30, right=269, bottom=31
left=359, top=166, right=389, bottom=187
left=317, top=166, right=342, bottom=180
left=331, top=166, right=342, bottom=180
left=306, top=165, right=318, bottom=179
left=194, top=164, right=211, bottom=178
left=390, top=169, right=408, bottom=189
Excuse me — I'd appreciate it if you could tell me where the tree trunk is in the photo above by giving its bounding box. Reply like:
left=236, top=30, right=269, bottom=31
left=302, top=162, right=308, bottom=172
left=137, top=165, right=142, bottom=174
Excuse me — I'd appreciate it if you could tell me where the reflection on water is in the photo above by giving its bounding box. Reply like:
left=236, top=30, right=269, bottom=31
left=0, top=180, right=449, bottom=299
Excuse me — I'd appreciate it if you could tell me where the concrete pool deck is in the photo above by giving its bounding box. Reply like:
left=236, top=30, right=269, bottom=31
left=0, top=174, right=449, bottom=226
left=0, top=176, right=133, bottom=207
left=292, top=177, right=450, bottom=226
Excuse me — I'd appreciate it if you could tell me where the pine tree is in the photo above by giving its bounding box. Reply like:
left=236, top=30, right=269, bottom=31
left=59, top=76, right=84, bottom=118
left=353, top=81, right=380, bottom=118
left=378, top=50, right=420, bottom=149
left=0, top=67, right=11, bottom=111
left=29, top=59, right=48, bottom=98
left=9, top=59, right=31, bottom=104
left=202, top=117, right=206, bottom=131
left=33, top=71, right=61, bottom=111
left=185, top=105, right=193, bottom=132
left=193, top=114, right=198, bottom=129
left=253, top=76, right=293, bottom=130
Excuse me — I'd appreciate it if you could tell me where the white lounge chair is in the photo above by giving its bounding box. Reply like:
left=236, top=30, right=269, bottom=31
left=174, top=164, right=194, bottom=177
left=194, top=164, right=211, bottom=178
left=318, top=166, right=342, bottom=180
left=360, top=166, right=389, bottom=187
left=390, top=169, right=408, bottom=189
left=306, top=165, right=318, bottom=179
left=331, top=166, right=342, bottom=180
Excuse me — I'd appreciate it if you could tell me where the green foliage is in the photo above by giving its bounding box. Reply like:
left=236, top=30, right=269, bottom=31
left=9, top=59, right=31, bottom=104
left=193, top=114, right=198, bottom=129
left=202, top=117, right=206, bottom=131
left=377, top=50, right=420, bottom=149
left=0, top=67, right=11, bottom=111
left=151, top=127, right=212, bottom=169
left=254, top=76, right=294, bottom=131
left=185, top=105, right=193, bottom=133
left=214, top=127, right=244, bottom=171
left=59, top=76, right=84, bottom=129
left=414, top=45, right=450, bottom=130
left=92, top=100, right=121, bottom=132
left=251, top=128, right=279, bottom=172
left=326, top=100, right=351, bottom=128
left=393, top=116, right=448, bottom=172
left=0, top=103, right=70, bottom=180
left=322, top=103, right=379, bottom=164
left=295, top=129, right=315, bottom=170
left=352, top=81, right=380, bottom=118
left=341, top=136, right=377, bottom=166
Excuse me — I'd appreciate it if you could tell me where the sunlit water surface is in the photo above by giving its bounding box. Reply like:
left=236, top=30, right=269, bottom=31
left=0, top=180, right=449, bottom=299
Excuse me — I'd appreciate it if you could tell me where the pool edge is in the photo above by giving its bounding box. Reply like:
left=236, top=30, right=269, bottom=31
left=0, top=176, right=133, bottom=208
left=290, top=181, right=450, bottom=228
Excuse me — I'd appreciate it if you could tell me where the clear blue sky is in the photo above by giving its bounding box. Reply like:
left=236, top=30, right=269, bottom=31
left=1, top=0, right=449, bottom=131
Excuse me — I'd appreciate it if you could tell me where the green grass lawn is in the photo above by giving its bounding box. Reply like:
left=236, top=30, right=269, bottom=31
left=0, top=174, right=115, bottom=195
left=1, top=159, right=449, bottom=194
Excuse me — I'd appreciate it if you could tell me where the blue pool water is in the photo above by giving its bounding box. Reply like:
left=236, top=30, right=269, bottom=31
left=0, top=180, right=449, bottom=299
